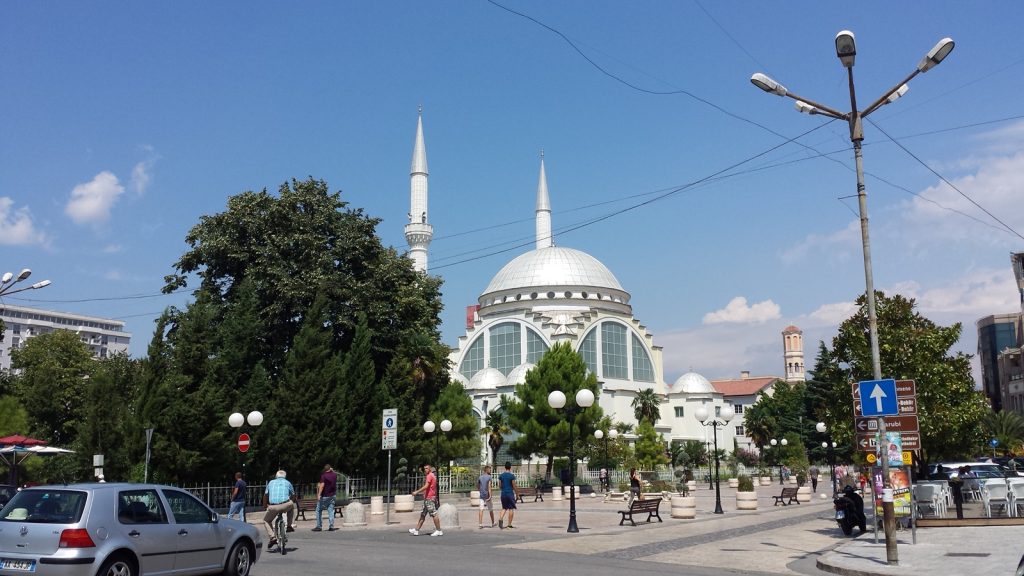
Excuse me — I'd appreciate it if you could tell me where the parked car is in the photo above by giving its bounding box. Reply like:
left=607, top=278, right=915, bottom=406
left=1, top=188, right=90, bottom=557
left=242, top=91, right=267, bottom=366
left=928, top=462, right=1010, bottom=480
left=0, top=485, right=15, bottom=509
left=0, top=482, right=261, bottom=576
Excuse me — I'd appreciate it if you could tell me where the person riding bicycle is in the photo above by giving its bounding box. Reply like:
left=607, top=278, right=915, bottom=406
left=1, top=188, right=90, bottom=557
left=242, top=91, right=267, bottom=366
left=262, top=470, right=297, bottom=550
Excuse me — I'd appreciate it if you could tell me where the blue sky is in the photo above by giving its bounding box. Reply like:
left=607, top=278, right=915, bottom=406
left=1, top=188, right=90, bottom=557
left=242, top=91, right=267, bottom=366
left=2, top=1, right=1023, bottom=384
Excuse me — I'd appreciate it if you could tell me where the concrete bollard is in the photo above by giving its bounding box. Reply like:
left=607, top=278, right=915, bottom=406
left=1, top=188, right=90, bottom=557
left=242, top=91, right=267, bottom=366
left=438, top=503, right=460, bottom=530
left=370, top=495, right=384, bottom=515
left=552, top=487, right=563, bottom=501
left=470, top=490, right=481, bottom=507
left=342, top=501, right=367, bottom=526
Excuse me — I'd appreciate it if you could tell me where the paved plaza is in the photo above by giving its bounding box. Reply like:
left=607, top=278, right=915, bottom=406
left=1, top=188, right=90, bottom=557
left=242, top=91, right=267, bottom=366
left=246, top=484, right=1024, bottom=576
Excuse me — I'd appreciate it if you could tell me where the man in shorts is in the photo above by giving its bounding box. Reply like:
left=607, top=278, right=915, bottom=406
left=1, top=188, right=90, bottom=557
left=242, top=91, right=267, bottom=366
left=498, top=461, right=518, bottom=529
left=409, top=464, right=443, bottom=537
left=478, top=465, right=495, bottom=528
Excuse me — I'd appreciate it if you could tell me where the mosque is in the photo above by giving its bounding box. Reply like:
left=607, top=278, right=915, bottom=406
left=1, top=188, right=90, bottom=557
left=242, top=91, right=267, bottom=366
left=401, top=111, right=804, bottom=463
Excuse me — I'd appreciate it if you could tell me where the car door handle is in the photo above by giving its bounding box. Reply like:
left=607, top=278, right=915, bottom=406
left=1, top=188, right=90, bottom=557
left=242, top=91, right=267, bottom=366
left=128, top=530, right=140, bottom=537
left=178, top=529, right=188, bottom=536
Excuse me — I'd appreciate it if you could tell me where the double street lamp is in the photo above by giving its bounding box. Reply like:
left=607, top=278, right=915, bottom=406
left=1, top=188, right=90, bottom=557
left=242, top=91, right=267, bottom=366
left=770, top=438, right=788, bottom=485
left=548, top=388, right=595, bottom=533
left=695, top=405, right=735, bottom=515
left=0, top=268, right=51, bottom=297
left=593, top=428, right=618, bottom=492
left=423, top=418, right=452, bottom=474
left=816, top=422, right=838, bottom=495
left=751, top=31, right=954, bottom=565
left=228, top=410, right=264, bottom=475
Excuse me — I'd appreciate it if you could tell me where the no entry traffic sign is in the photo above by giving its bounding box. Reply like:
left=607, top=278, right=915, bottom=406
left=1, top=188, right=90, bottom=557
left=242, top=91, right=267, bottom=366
left=238, top=433, right=251, bottom=453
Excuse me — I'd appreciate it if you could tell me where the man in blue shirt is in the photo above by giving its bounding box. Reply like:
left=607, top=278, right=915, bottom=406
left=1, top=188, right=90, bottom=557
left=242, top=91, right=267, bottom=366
left=498, top=461, right=518, bottom=529
left=227, top=472, right=246, bottom=521
left=262, top=470, right=296, bottom=549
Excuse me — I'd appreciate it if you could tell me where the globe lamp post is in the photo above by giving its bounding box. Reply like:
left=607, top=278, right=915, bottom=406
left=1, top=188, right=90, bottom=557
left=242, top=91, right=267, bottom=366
left=696, top=405, right=735, bottom=514
left=548, top=388, right=595, bottom=533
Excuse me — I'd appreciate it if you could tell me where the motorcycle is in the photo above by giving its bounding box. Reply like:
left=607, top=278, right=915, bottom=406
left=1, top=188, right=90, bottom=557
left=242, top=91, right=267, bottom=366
left=833, top=487, right=866, bottom=536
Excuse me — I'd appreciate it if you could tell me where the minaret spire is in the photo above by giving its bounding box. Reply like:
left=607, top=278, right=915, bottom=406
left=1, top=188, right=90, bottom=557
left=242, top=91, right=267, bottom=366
left=535, top=150, right=552, bottom=250
left=405, top=106, right=433, bottom=272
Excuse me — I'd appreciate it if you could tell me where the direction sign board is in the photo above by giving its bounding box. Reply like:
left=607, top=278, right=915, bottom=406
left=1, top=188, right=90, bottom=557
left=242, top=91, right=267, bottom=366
left=852, top=379, right=916, bottom=399
left=855, top=415, right=919, bottom=434
left=238, top=433, right=251, bottom=453
left=857, top=431, right=920, bottom=451
left=382, top=408, right=398, bottom=450
left=858, top=379, right=898, bottom=417
left=854, top=396, right=917, bottom=417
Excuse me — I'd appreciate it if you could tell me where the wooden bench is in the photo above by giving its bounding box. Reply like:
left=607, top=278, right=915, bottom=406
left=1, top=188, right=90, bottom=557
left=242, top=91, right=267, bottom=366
left=296, top=497, right=346, bottom=521
left=773, top=487, right=800, bottom=506
left=516, top=487, right=544, bottom=503
left=618, top=498, right=663, bottom=526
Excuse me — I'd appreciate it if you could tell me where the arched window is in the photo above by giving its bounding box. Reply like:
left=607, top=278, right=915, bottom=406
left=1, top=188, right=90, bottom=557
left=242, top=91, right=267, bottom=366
left=578, top=330, right=598, bottom=375
left=601, top=322, right=628, bottom=379
left=526, top=328, right=548, bottom=364
left=459, top=337, right=484, bottom=380
left=489, top=322, right=521, bottom=376
left=632, top=334, right=655, bottom=382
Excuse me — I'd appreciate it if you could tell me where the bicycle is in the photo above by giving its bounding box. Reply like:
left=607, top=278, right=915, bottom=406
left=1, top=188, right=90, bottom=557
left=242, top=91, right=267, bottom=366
left=273, top=511, right=288, bottom=555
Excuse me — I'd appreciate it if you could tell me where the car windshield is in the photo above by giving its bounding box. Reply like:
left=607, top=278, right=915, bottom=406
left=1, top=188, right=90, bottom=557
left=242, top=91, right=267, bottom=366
left=0, top=490, right=87, bottom=524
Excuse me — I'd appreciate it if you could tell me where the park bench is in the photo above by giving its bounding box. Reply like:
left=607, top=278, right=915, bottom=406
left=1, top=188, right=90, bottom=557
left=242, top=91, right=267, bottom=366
left=296, top=497, right=346, bottom=521
left=516, top=487, right=544, bottom=503
left=773, top=487, right=800, bottom=506
left=618, top=498, right=663, bottom=526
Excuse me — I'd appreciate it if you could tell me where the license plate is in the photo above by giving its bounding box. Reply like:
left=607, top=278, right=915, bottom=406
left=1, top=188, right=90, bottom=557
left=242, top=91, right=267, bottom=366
left=0, top=558, right=36, bottom=572
left=835, top=510, right=845, bottom=519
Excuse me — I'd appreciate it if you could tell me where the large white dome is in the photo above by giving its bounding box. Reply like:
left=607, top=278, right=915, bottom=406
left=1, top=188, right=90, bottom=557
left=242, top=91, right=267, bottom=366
left=483, top=246, right=623, bottom=294
left=671, top=372, right=715, bottom=395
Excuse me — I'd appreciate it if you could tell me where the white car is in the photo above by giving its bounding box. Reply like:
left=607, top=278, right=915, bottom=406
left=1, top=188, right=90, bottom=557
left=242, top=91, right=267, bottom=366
left=0, top=482, right=261, bottom=576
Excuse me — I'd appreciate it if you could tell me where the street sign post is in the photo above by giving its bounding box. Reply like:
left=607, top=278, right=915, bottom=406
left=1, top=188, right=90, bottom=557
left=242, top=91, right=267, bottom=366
left=855, top=415, right=919, bottom=434
left=858, top=379, right=898, bottom=417
left=382, top=408, right=398, bottom=450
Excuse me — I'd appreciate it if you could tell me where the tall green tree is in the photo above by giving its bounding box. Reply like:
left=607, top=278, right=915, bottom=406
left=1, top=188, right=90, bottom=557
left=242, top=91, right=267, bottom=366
left=504, top=342, right=603, bottom=481
left=483, top=407, right=510, bottom=470
left=634, top=420, right=669, bottom=469
left=336, top=317, right=384, bottom=477
left=631, top=388, right=662, bottom=424
left=76, top=353, right=143, bottom=482
left=426, top=382, right=480, bottom=472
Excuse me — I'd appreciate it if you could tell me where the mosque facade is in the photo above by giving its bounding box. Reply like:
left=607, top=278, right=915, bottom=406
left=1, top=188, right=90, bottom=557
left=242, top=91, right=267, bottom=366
left=404, top=111, right=792, bottom=463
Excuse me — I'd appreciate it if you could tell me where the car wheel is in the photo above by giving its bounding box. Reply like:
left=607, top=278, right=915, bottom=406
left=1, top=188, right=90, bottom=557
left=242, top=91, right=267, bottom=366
left=223, top=541, right=254, bottom=576
left=97, top=554, right=137, bottom=576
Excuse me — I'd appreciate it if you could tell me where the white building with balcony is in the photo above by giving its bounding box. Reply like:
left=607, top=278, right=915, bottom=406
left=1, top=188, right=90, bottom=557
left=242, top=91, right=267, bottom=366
left=0, top=304, right=131, bottom=370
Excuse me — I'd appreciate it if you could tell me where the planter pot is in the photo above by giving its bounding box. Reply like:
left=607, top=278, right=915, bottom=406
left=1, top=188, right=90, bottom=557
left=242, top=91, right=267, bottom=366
left=736, top=491, right=758, bottom=510
left=727, top=478, right=739, bottom=489
left=671, top=496, right=697, bottom=519
left=759, top=477, right=772, bottom=486
left=370, top=495, right=384, bottom=515
left=796, top=486, right=812, bottom=503
left=686, top=480, right=696, bottom=491
left=788, top=477, right=798, bottom=485
left=393, top=494, right=415, bottom=513
left=469, top=490, right=481, bottom=507
left=552, top=487, right=564, bottom=501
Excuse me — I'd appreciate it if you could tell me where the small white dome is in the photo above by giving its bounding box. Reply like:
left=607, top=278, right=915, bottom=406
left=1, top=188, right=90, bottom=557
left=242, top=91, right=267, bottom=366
left=505, top=363, right=536, bottom=386
left=672, top=372, right=715, bottom=394
left=468, top=367, right=506, bottom=390
left=451, top=372, right=469, bottom=387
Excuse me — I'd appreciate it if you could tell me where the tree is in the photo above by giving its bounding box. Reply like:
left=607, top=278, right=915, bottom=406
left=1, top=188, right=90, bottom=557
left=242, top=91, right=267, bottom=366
left=483, top=407, right=510, bottom=470
left=634, top=420, right=669, bottom=469
left=75, top=353, right=143, bottom=482
left=814, top=292, right=988, bottom=475
left=631, top=388, right=662, bottom=424
left=426, top=382, right=480, bottom=472
left=983, top=410, right=1024, bottom=455
left=504, top=342, right=603, bottom=481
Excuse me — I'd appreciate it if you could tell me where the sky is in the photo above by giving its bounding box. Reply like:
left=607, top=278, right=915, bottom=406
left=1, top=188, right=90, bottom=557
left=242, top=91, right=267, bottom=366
left=2, top=1, right=1023, bottom=385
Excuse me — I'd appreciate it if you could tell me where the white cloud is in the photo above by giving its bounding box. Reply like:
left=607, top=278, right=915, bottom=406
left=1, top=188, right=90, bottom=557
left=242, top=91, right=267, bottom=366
left=65, top=171, right=125, bottom=225
left=702, top=296, right=781, bottom=325
left=102, top=244, right=123, bottom=253
left=808, top=301, right=857, bottom=325
left=780, top=219, right=860, bottom=266
left=130, top=148, right=158, bottom=195
left=0, top=197, right=48, bottom=246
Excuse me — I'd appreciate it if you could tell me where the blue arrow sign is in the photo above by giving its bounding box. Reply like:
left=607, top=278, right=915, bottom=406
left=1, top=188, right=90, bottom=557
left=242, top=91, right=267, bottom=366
left=858, top=379, right=898, bottom=417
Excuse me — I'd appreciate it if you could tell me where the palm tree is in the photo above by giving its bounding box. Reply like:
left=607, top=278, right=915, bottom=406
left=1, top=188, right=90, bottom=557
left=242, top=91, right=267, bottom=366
left=631, top=388, right=663, bottom=424
left=983, top=410, right=1024, bottom=455
left=483, top=407, right=510, bottom=469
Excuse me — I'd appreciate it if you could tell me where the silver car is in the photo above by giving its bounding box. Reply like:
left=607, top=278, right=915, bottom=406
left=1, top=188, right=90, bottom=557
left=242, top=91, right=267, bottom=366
left=0, top=483, right=260, bottom=576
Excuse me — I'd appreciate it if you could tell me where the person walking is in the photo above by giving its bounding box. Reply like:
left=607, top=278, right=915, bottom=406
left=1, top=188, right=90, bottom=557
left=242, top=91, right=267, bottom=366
left=599, top=467, right=609, bottom=493
left=312, top=464, right=338, bottom=532
left=809, top=464, right=819, bottom=492
left=409, top=464, right=443, bottom=537
left=227, top=472, right=247, bottom=521
left=262, top=470, right=296, bottom=550
left=628, top=468, right=642, bottom=505
left=497, top=461, right=518, bottom=529
left=477, top=465, right=495, bottom=528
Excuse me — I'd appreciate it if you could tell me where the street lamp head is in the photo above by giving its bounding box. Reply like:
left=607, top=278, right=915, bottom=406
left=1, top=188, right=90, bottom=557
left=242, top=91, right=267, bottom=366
left=781, top=438, right=789, bottom=446
left=246, top=411, right=263, bottom=427
left=609, top=429, right=619, bottom=439
left=694, top=406, right=710, bottom=423
left=750, top=73, right=787, bottom=96
left=822, top=441, right=829, bottom=449
left=423, top=420, right=436, bottom=433
left=228, top=412, right=244, bottom=428
left=594, top=429, right=604, bottom=440
left=440, top=419, right=452, bottom=432
left=770, top=438, right=778, bottom=446
left=794, top=100, right=818, bottom=115
left=547, top=390, right=567, bottom=409
left=1, top=272, right=12, bottom=284
left=885, top=84, right=909, bottom=105
left=835, top=30, right=856, bottom=68
left=30, top=280, right=52, bottom=290
left=918, top=37, right=954, bottom=72
left=721, top=406, right=736, bottom=423
left=831, top=442, right=837, bottom=448
left=16, top=268, right=32, bottom=282
left=816, top=422, right=827, bottom=434
left=575, top=388, right=595, bottom=408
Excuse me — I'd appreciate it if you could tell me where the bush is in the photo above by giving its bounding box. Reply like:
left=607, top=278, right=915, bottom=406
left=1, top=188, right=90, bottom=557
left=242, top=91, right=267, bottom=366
left=649, top=480, right=672, bottom=492
left=737, top=474, right=755, bottom=492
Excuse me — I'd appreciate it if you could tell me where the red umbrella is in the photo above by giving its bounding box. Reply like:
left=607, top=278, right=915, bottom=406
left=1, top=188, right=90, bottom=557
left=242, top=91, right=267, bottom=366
left=0, top=435, right=47, bottom=447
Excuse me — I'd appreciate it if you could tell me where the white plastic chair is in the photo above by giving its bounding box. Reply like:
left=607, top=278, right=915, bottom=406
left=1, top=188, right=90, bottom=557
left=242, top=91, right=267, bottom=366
left=919, top=481, right=949, bottom=515
left=982, top=479, right=1010, bottom=518
left=1007, top=480, right=1024, bottom=517
left=913, top=484, right=942, bottom=518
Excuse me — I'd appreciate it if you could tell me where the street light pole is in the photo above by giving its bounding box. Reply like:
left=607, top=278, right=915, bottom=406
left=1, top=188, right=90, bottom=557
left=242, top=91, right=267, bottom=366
left=594, top=428, right=619, bottom=492
left=696, top=406, right=735, bottom=515
left=424, top=418, right=452, bottom=495
left=817, top=422, right=837, bottom=495
left=751, top=31, right=954, bottom=566
left=548, top=388, right=596, bottom=533
left=228, top=410, right=264, bottom=477
left=770, top=438, right=788, bottom=484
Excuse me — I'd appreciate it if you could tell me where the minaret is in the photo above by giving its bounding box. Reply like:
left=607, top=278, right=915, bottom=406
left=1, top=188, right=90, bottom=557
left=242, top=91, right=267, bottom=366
left=535, top=151, right=552, bottom=249
left=782, top=325, right=805, bottom=382
left=405, top=106, right=433, bottom=272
